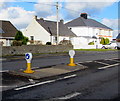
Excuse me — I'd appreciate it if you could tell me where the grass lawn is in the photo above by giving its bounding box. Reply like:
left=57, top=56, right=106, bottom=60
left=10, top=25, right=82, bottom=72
left=75, top=49, right=118, bottom=51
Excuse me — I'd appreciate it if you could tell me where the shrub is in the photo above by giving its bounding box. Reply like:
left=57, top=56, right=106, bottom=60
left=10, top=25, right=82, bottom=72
left=105, top=38, right=110, bottom=45
left=46, top=42, right=51, bottom=45
left=59, top=40, right=72, bottom=45
left=12, top=40, right=22, bottom=46
left=100, top=37, right=110, bottom=45
left=100, top=37, right=105, bottom=45
left=13, top=31, right=29, bottom=46
left=88, top=41, right=94, bottom=45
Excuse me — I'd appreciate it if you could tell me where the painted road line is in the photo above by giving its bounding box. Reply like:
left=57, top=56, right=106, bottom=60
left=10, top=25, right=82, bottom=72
left=29, top=79, right=36, bottom=84
left=14, top=74, right=77, bottom=91
left=31, top=67, right=40, bottom=69
left=53, top=92, right=81, bottom=100
left=98, top=63, right=119, bottom=70
left=0, top=70, right=9, bottom=73
left=110, top=59, right=120, bottom=62
left=94, top=61, right=110, bottom=66
left=104, top=58, right=119, bottom=60
left=56, top=74, right=77, bottom=81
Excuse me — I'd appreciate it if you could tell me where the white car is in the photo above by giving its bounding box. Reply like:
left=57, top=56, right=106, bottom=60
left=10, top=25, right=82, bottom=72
left=101, top=43, right=117, bottom=49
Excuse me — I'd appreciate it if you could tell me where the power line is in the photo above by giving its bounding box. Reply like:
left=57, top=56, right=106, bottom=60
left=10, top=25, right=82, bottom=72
left=18, top=1, right=104, bottom=20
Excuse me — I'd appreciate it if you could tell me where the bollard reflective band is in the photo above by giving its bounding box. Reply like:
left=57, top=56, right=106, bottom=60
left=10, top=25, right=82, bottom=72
left=68, top=58, right=77, bottom=66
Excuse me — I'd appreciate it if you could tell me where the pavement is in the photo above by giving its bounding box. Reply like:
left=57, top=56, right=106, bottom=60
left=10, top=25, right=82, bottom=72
left=8, top=63, right=88, bottom=80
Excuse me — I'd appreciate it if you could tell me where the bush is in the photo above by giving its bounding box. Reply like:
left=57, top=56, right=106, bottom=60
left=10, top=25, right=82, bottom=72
left=13, top=31, right=29, bottom=46
left=105, top=38, right=110, bottom=45
left=100, top=37, right=105, bottom=45
left=88, top=41, right=94, bottom=45
left=100, top=37, right=110, bottom=45
left=46, top=42, right=51, bottom=45
left=59, top=40, right=72, bottom=45
left=12, top=40, right=22, bottom=46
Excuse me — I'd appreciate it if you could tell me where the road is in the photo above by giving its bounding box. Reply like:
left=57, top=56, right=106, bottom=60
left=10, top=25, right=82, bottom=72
left=1, top=51, right=120, bottom=100
left=1, top=51, right=119, bottom=71
left=2, top=58, right=119, bottom=100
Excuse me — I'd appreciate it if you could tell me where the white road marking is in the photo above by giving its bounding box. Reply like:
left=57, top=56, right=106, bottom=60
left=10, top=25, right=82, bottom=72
left=53, top=92, right=81, bottom=100
left=98, top=63, right=119, bottom=70
left=31, top=67, right=39, bottom=69
left=94, top=61, right=110, bottom=66
left=29, top=79, right=35, bottom=84
left=14, top=74, right=77, bottom=91
left=110, top=59, right=120, bottom=62
left=0, top=70, right=9, bottom=73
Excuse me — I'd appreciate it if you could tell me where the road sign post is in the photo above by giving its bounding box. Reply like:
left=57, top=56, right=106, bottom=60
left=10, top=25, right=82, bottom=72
left=68, top=50, right=77, bottom=66
left=24, top=53, right=34, bottom=73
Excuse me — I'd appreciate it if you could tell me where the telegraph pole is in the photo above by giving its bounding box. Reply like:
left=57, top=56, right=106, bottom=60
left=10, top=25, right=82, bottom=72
left=56, top=2, right=59, bottom=45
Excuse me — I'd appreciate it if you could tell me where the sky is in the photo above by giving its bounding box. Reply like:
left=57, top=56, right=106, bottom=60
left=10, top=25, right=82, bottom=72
left=0, top=0, right=119, bottom=38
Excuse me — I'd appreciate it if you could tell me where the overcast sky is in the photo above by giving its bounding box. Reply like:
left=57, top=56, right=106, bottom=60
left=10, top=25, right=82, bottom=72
left=0, top=0, right=119, bottom=38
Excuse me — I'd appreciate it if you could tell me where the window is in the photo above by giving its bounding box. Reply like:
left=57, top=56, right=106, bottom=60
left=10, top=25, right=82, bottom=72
left=30, top=36, right=34, bottom=40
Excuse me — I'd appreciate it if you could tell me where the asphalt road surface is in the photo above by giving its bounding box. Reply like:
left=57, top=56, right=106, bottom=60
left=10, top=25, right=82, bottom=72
left=1, top=56, right=120, bottom=100
left=1, top=51, right=119, bottom=71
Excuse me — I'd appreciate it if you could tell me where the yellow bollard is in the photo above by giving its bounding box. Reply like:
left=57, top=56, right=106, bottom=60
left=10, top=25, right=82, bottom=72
left=24, top=63, right=34, bottom=73
left=24, top=53, right=34, bottom=74
left=68, top=50, right=77, bottom=66
left=68, top=58, right=77, bottom=66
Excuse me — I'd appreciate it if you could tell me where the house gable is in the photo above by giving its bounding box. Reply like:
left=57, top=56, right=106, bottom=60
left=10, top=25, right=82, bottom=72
left=23, top=18, right=51, bottom=44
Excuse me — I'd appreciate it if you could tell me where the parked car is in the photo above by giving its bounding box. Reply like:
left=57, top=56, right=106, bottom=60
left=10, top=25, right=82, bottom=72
left=101, top=43, right=117, bottom=49
left=116, top=33, right=120, bottom=50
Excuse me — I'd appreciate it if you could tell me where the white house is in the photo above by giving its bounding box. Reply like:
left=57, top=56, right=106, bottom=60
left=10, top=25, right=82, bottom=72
left=0, top=20, right=18, bottom=46
left=65, top=13, right=113, bottom=49
left=23, top=16, right=76, bottom=45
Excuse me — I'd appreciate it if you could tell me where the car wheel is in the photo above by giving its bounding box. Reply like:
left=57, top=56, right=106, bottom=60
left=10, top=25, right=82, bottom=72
left=117, top=47, right=120, bottom=50
left=114, top=46, right=117, bottom=49
left=101, top=46, right=106, bottom=49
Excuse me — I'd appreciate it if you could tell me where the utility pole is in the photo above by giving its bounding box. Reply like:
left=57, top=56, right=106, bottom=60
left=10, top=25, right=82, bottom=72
left=56, top=2, right=59, bottom=45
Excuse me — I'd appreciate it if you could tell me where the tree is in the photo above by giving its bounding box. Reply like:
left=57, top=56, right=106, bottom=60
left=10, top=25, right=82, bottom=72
left=13, top=31, right=29, bottom=46
left=15, top=31, right=24, bottom=41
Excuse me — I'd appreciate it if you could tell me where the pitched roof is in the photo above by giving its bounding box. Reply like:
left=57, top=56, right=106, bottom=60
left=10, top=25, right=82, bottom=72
left=0, top=20, right=18, bottom=37
left=65, top=17, right=113, bottom=30
left=36, top=19, right=76, bottom=37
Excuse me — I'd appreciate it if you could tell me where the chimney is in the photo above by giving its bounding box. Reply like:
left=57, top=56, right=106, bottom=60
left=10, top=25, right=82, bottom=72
left=40, top=18, right=44, bottom=20
left=34, top=15, right=37, bottom=20
left=60, top=19, right=64, bottom=24
left=80, top=13, right=87, bottom=19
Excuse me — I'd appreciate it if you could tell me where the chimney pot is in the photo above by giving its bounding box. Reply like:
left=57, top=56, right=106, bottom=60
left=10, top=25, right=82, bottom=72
left=80, top=13, right=87, bottom=19
left=34, top=15, right=37, bottom=20
left=60, top=19, right=64, bottom=24
left=40, top=18, right=44, bottom=20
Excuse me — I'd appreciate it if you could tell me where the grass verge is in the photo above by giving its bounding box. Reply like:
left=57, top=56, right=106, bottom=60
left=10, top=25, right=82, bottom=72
left=75, top=49, right=117, bottom=51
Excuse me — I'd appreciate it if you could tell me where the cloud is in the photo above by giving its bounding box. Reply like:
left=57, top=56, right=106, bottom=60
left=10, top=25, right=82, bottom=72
left=34, top=0, right=55, bottom=17
left=0, top=7, right=35, bottom=29
left=102, top=18, right=119, bottom=38
left=102, top=18, right=118, bottom=30
left=64, top=1, right=117, bottom=19
left=45, top=15, right=57, bottom=21
left=113, top=30, right=120, bottom=38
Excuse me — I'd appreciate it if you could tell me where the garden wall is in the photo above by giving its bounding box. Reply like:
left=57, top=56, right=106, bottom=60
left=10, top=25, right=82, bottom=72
left=1, top=45, right=73, bottom=56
